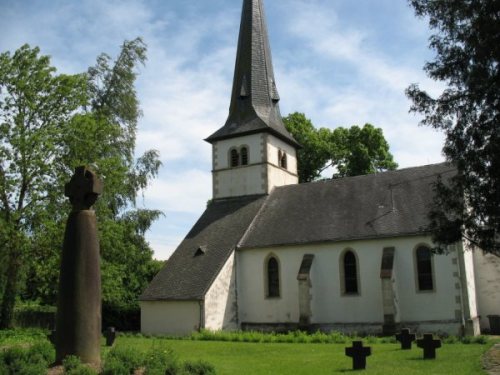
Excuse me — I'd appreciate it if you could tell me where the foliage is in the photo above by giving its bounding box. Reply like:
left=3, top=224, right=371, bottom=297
left=0, top=39, right=163, bottom=326
left=62, top=355, right=98, bottom=375
left=13, top=303, right=55, bottom=329
left=283, top=113, right=397, bottom=182
left=0, top=44, right=87, bottom=328
left=0, top=328, right=49, bottom=347
left=181, top=360, right=217, bottom=375
left=0, top=341, right=54, bottom=374
left=406, top=0, right=500, bottom=255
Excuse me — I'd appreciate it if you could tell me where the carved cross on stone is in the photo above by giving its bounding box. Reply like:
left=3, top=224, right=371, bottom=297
left=417, top=333, right=442, bottom=359
left=396, top=328, right=417, bottom=350
left=345, top=341, right=372, bottom=370
left=64, top=166, right=103, bottom=210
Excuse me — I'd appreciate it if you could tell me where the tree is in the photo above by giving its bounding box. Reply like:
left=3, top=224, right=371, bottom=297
left=1, top=39, right=163, bottom=327
left=283, top=112, right=398, bottom=183
left=406, top=0, right=500, bottom=255
left=0, top=45, right=87, bottom=327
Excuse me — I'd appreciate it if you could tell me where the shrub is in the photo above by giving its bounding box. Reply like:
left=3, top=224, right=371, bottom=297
left=182, top=360, right=216, bottom=375
left=144, top=347, right=178, bottom=375
left=0, top=341, right=54, bottom=375
left=62, top=355, right=98, bottom=375
left=102, top=346, right=144, bottom=374
left=13, top=304, right=56, bottom=329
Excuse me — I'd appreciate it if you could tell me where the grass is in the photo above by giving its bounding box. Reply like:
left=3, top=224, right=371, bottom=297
left=118, top=335, right=492, bottom=375
left=0, top=329, right=495, bottom=374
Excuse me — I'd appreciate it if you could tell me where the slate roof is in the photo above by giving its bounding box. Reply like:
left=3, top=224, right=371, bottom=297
left=141, top=163, right=454, bottom=301
left=205, top=0, right=299, bottom=147
left=239, top=163, right=455, bottom=249
left=140, top=195, right=267, bottom=301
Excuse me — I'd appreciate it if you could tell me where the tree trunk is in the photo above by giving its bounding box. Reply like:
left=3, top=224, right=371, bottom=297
left=0, top=244, right=21, bottom=329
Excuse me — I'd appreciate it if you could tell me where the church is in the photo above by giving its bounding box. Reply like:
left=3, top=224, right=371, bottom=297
left=140, top=0, right=500, bottom=336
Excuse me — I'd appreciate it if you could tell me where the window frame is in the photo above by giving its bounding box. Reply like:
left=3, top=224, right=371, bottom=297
left=414, top=244, right=436, bottom=293
left=229, top=148, right=239, bottom=167
left=339, top=249, right=361, bottom=296
left=264, top=254, right=281, bottom=299
left=240, top=146, right=249, bottom=166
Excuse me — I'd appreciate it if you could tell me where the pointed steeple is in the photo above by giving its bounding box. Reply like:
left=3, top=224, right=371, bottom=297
left=206, top=0, right=299, bottom=147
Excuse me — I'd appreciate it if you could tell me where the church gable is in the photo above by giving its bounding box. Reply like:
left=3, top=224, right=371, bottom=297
left=140, top=195, right=267, bottom=301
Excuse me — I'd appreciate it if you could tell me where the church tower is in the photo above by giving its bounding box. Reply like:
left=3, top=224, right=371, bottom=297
left=205, top=0, right=299, bottom=199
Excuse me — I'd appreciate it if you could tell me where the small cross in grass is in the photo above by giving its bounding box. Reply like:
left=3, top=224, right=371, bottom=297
left=345, top=341, right=372, bottom=370
left=417, top=333, right=441, bottom=359
left=396, top=328, right=417, bottom=350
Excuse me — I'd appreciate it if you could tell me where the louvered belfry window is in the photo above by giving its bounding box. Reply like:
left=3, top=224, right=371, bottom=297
left=267, top=257, right=280, bottom=297
left=230, top=149, right=239, bottom=167
left=344, top=251, right=358, bottom=294
left=241, top=147, right=248, bottom=165
left=416, top=246, right=434, bottom=291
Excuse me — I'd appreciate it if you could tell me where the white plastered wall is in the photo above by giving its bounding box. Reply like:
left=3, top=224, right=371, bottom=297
left=204, top=252, right=238, bottom=331
left=211, top=133, right=298, bottom=199
left=237, top=236, right=462, bottom=334
left=473, top=249, right=500, bottom=330
left=212, top=134, right=266, bottom=198
left=140, top=300, right=200, bottom=336
left=266, top=134, right=298, bottom=192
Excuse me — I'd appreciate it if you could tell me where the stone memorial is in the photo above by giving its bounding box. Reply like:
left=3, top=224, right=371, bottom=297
left=396, top=328, right=417, bottom=350
left=54, top=166, right=103, bottom=366
left=345, top=341, right=372, bottom=370
left=105, top=327, right=116, bottom=347
left=416, top=333, right=442, bottom=359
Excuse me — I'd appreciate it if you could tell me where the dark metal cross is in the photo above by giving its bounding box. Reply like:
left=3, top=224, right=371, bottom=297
left=396, top=328, right=417, bottom=350
left=64, top=166, right=103, bottom=210
left=345, top=341, right=372, bottom=370
left=417, top=333, right=442, bottom=359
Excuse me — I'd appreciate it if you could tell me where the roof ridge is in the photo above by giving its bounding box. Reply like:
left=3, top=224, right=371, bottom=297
left=272, top=162, right=453, bottom=192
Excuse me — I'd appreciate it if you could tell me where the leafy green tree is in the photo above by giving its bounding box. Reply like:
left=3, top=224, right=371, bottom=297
left=1, top=39, right=164, bottom=327
left=0, top=45, right=87, bottom=328
left=283, top=112, right=398, bottom=182
left=406, top=0, right=500, bottom=255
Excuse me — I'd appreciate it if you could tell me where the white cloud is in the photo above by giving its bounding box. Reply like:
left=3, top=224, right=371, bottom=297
left=143, top=169, right=211, bottom=214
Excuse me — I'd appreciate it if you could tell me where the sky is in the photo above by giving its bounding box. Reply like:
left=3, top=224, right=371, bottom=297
left=0, top=0, right=446, bottom=260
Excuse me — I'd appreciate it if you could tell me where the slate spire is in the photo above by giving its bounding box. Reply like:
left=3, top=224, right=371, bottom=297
left=206, top=0, right=299, bottom=147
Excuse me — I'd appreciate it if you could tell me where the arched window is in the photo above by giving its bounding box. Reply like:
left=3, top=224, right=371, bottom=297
left=416, top=246, right=434, bottom=291
left=230, top=148, right=239, bottom=167
left=267, top=256, right=280, bottom=298
left=343, top=250, right=359, bottom=294
left=278, top=150, right=287, bottom=169
left=241, top=146, right=248, bottom=165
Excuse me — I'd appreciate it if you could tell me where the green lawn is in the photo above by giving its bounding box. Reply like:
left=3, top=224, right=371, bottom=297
left=119, top=336, right=490, bottom=375
left=0, top=330, right=493, bottom=374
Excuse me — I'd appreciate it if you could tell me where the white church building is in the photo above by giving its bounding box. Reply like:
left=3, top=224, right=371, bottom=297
left=140, top=0, right=500, bottom=336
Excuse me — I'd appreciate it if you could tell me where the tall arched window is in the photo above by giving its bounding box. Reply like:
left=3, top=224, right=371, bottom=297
left=416, top=246, right=434, bottom=291
left=267, top=256, right=280, bottom=298
left=343, top=250, right=359, bottom=294
left=241, top=147, right=248, bottom=165
left=230, top=149, right=239, bottom=167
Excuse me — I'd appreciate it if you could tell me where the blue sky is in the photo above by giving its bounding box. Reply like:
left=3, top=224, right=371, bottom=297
left=0, top=0, right=445, bottom=260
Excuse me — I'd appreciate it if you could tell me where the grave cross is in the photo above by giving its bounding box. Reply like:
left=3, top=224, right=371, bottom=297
left=104, top=327, right=116, bottom=347
left=416, top=333, right=441, bottom=359
left=345, top=341, right=372, bottom=370
left=396, top=328, right=417, bottom=350
left=64, top=166, right=103, bottom=211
